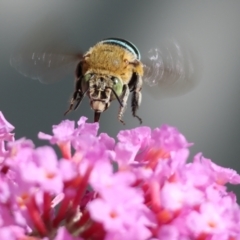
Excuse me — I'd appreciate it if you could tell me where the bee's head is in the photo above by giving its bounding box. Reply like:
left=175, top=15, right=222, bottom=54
left=81, top=73, right=123, bottom=113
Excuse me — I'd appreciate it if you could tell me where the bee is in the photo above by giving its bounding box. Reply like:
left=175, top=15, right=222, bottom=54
left=10, top=37, right=199, bottom=124
left=64, top=38, right=144, bottom=124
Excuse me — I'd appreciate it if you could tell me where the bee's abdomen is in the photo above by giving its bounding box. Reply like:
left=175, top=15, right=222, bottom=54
left=100, top=38, right=141, bottom=60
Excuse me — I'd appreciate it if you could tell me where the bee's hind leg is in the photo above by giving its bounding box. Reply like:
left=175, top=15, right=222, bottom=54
left=118, top=84, right=130, bottom=125
left=129, top=73, right=143, bottom=124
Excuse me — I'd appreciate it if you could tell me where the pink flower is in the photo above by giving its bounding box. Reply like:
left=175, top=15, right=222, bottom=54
left=186, top=202, right=229, bottom=237
left=0, top=111, right=239, bottom=240
left=151, top=124, right=192, bottom=151
left=0, top=112, right=15, bottom=165
left=87, top=185, right=152, bottom=239
left=0, top=111, right=14, bottom=142
left=198, top=154, right=240, bottom=185
left=38, top=120, right=75, bottom=144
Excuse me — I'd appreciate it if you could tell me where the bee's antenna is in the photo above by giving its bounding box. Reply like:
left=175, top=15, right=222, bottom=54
left=107, top=87, right=123, bottom=108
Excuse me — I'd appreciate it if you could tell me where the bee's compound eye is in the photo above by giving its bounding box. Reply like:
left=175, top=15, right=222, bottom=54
left=111, top=77, right=123, bottom=97
left=81, top=73, right=92, bottom=92
left=83, top=73, right=92, bottom=82
left=111, top=77, right=118, bottom=85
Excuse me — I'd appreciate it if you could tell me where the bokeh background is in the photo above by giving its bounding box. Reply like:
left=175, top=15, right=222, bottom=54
left=0, top=1, right=240, bottom=198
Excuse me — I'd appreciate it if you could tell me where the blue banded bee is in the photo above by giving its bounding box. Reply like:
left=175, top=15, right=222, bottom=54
left=10, top=37, right=199, bottom=124
left=64, top=38, right=144, bottom=124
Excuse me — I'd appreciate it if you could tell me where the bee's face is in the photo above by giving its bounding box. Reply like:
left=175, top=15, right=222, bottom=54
left=81, top=73, right=123, bottom=113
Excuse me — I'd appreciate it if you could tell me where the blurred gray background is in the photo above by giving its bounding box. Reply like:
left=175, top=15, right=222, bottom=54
left=0, top=1, right=240, bottom=196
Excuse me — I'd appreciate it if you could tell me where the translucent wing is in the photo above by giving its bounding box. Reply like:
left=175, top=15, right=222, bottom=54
left=142, top=39, right=202, bottom=99
left=9, top=13, right=83, bottom=84
left=10, top=51, right=81, bottom=84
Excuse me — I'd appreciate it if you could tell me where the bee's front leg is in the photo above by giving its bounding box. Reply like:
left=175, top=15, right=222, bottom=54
left=118, top=84, right=130, bottom=125
left=129, top=73, right=143, bottom=124
left=64, top=62, right=83, bottom=115
left=64, top=78, right=83, bottom=115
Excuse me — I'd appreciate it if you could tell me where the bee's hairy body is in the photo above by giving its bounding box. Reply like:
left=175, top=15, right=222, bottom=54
left=82, top=43, right=143, bottom=82
left=65, top=38, right=144, bottom=124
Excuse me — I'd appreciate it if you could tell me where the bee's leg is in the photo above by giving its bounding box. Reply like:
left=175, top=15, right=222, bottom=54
left=64, top=62, right=83, bottom=115
left=129, top=73, right=143, bottom=124
left=118, top=84, right=130, bottom=125
left=73, top=88, right=86, bottom=110
left=64, top=79, right=82, bottom=115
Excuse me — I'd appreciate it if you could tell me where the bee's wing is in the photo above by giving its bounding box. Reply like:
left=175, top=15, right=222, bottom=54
left=9, top=12, right=84, bottom=84
left=142, top=39, right=202, bottom=99
left=10, top=51, right=82, bottom=84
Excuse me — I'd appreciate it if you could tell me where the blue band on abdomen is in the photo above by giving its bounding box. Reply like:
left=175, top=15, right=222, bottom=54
left=100, top=38, right=141, bottom=60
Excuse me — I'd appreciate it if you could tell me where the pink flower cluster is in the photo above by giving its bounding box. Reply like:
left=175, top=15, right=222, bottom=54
left=0, top=111, right=240, bottom=240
